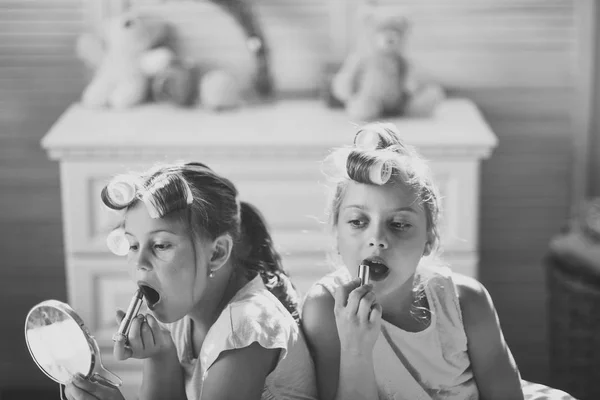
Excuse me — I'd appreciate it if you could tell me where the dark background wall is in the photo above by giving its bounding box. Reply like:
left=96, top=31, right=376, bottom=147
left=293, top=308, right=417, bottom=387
left=0, top=0, right=582, bottom=394
left=0, top=0, right=84, bottom=392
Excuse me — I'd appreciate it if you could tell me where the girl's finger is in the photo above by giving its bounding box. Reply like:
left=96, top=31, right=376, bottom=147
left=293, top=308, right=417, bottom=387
left=369, top=302, right=383, bottom=324
left=334, top=281, right=352, bottom=312
left=127, top=314, right=145, bottom=351
left=140, top=315, right=155, bottom=347
left=115, top=309, right=125, bottom=325
left=113, top=334, right=132, bottom=361
left=145, top=314, right=163, bottom=341
left=63, top=384, right=81, bottom=400
left=346, top=284, right=372, bottom=314
left=334, top=279, right=361, bottom=311
left=74, top=373, right=122, bottom=399
left=72, top=373, right=100, bottom=394
left=145, top=313, right=160, bottom=329
left=65, top=377, right=100, bottom=400
left=357, top=291, right=377, bottom=321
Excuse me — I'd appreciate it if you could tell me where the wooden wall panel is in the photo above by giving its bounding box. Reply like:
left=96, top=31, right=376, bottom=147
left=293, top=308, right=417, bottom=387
left=0, top=0, right=580, bottom=393
left=459, top=86, right=572, bottom=383
left=0, top=0, right=84, bottom=391
left=367, top=1, right=574, bottom=89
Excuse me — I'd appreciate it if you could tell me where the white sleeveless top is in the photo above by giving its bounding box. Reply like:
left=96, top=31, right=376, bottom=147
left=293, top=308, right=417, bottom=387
left=314, top=266, right=479, bottom=400
left=165, top=276, right=318, bottom=400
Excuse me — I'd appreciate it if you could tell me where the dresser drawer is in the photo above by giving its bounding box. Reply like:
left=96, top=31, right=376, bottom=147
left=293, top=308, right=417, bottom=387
left=430, top=160, right=481, bottom=253
left=60, top=156, right=479, bottom=260
left=60, top=158, right=332, bottom=253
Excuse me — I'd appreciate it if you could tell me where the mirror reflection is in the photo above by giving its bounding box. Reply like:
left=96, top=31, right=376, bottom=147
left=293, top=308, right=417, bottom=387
left=25, top=301, right=93, bottom=384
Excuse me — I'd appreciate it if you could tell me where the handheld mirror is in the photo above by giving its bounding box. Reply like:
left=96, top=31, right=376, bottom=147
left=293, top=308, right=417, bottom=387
left=24, top=300, right=122, bottom=399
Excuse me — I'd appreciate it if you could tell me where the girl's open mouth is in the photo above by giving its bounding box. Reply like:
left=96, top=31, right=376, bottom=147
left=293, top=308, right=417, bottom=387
left=362, top=259, right=391, bottom=282
left=138, top=283, right=161, bottom=310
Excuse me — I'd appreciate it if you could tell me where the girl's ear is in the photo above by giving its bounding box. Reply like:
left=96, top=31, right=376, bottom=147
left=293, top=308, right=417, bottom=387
left=209, top=234, right=233, bottom=271
left=423, top=231, right=435, bottom=257
left=423, top=242, right=432, bottom=257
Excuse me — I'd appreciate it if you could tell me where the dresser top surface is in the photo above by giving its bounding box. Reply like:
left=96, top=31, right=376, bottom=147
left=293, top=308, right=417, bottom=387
left=41, top=98, right=497, bottom=159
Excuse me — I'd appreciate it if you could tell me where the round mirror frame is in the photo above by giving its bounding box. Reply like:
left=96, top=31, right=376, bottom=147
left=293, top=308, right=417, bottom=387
left=24, top=299, right=122, bottom=388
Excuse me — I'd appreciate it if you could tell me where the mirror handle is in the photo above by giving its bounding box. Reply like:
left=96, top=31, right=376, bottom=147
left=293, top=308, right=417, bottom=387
left=91, top=367, right=123, bottom=388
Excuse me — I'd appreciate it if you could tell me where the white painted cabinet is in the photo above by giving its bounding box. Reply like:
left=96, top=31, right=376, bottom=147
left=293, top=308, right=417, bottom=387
left=41, top=98, right=496, bottom=399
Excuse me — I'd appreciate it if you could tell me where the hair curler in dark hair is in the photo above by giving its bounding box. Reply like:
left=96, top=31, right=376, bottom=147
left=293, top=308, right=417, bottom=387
left=101, top=171, right=193, bottom=219
left=235, top=201, right=301, bottom=324
left=101, top=174, right=141, bottom=211
left=140, top=173, right=194, bottom=219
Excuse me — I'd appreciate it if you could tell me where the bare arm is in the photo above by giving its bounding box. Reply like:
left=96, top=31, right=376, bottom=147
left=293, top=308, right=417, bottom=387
left=301, top=283, right=379, bottom=400
left=200, top=342, right=279, bottom=400
left=301, top=287, right=340, bottom=400
left=454, top=274, right=524, bottom=400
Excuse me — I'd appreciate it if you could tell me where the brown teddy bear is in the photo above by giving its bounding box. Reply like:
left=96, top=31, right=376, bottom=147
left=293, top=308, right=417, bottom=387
left=76, top=12, right=176, bottom=109
left=331, top=13, right=445, bottom=121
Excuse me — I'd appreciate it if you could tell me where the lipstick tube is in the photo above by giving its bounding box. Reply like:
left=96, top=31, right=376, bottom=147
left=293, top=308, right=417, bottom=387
left=358, top=264, right=370, bottom=286
left=112, top=289, right=144, bottom=342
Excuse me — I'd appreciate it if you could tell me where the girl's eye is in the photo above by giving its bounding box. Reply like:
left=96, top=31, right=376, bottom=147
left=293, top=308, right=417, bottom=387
left=348, top=219, right=366, bottom=228
left=391, top=222, right=412, bottom=231
left=129, top=244, right=139, bottom=252
left=153, top=243, right=171, bottom=251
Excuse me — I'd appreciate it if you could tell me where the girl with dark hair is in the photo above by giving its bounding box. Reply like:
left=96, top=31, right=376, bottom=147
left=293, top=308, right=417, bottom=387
left=64, top=162, right=317, bottom=400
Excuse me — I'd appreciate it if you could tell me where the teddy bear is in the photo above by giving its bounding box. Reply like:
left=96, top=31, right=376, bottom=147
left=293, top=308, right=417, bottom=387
left=150, top=60, right=200, bottom=107
left=76, top=12, right=177, bottom=109
left=198, top=69, right=243, bottom=111
left=330, top=13, right=445, bottom=121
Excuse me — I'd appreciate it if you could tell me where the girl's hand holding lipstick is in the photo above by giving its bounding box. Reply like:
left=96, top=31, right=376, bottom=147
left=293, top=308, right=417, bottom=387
left=113, top=310, right=175, bottom=361
left=333, top=278, right=383, bottom=356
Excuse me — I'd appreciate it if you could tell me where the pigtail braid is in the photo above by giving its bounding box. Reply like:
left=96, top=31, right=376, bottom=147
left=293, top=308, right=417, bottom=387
left=236, top=201, right=301, bottom=324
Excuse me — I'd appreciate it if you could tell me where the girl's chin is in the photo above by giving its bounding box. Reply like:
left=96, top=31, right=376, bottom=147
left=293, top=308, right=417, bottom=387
left=147, top=303, right=173, bottom=323
left=149, top=308, right=167, bottom=323
left=155, top=305, right=191, bottom=325
left=374, top=274, right=416, bottom=293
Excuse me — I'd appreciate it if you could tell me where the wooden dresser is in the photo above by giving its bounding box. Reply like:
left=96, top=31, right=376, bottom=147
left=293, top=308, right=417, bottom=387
left=41, top=98, right=496, bottom=399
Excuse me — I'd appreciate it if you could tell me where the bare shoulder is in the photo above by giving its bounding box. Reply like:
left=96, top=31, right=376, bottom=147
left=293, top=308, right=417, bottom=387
left=301, top=283, right=342, bottom=400
left=301, top=283, right=340, bottom=351
left=302, top=284, right=336, bottom=329
left=452, top=273, right=487, bottom=298
left=450, top=274, right=523, bottom=398
left=451, top=273, right=496, bottom=322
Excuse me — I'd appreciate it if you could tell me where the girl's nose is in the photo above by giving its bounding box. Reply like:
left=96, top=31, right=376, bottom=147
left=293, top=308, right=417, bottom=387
left=134, top=249, right=152, bottom=271
left=369, top=236, right=388, bottom=249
